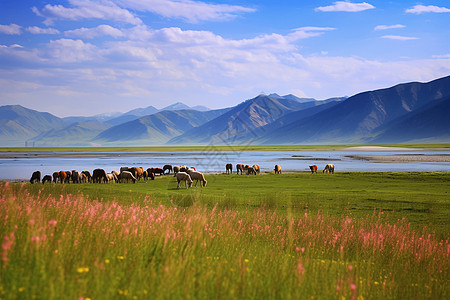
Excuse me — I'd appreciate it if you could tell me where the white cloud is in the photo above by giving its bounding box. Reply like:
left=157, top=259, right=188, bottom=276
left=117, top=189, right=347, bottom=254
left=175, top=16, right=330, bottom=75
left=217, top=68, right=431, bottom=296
left=45, top=39, right=99, bottom=63
left=381, top=35, right=419, bottom=41
left=1, top=24, right=449, bottom=115
left=315, top=1, right=375, bottom=12
left=374, top=24, right=405, bottom=31
left=406, top=5, right=450, bottom=14
left=0, top=24, right=22, bottom=35
left=26, top=26, right=60, bottom=34
left=432, top=54, right=450, bottom=59
left=32, top=0, right=255, bottom=25
left=32, top=0, right=142, bottom=26
left=65, top=25, right=124, bottom=39
left=116, top=0, right=256, bottom=23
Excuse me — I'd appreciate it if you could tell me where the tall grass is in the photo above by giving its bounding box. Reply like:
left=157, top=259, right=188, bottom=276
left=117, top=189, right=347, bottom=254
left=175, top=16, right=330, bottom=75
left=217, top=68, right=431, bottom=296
left=1, top=182, right=448, bottom=299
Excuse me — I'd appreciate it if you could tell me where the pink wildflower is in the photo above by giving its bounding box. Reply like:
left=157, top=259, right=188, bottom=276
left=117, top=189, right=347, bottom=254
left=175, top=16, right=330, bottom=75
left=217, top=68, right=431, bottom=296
left=2, top=232, right=15, bottom=264
left=48, top=220, right=57, bottom=227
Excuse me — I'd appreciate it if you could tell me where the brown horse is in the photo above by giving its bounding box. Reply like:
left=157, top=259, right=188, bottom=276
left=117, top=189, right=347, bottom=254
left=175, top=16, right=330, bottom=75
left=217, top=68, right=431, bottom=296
left=30, top=171, right=41, bottom=184
left=309, top=165, right=318, bottom=174
left=163, top=164, right=173, bottom=174
left=236, top=164, right=244, bottom=175
left=226, top=163, right=233, bottom=174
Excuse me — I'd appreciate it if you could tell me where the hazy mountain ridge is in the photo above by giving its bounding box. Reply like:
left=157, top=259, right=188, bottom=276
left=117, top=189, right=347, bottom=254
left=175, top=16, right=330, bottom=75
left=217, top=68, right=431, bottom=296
left=93, top=108, right=230, bottom=145
left=257, top=75, right=450, bottom=144
left=1, top=76, right=449, bottom=146
left=0, top=105, right=66, bottom=146
left=168, top=95, right=311, bottom=145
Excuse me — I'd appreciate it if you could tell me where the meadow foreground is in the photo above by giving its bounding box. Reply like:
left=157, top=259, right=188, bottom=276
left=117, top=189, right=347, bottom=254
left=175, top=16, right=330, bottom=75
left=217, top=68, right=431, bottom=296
left=1, top=172, right=449, bottom=299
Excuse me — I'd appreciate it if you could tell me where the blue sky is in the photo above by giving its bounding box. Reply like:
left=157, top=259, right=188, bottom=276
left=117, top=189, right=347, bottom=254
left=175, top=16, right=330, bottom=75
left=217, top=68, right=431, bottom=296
left=1, top=0, right=449, bottom=117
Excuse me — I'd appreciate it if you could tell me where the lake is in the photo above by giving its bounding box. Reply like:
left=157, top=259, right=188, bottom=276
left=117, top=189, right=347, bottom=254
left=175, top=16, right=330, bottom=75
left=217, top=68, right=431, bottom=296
left=1, top=148, right=450, bottom=180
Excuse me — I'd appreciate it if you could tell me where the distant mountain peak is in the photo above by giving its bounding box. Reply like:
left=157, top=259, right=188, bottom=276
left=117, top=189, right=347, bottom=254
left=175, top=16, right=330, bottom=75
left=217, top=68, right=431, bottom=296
left=162, top=102, right=190, bottom=111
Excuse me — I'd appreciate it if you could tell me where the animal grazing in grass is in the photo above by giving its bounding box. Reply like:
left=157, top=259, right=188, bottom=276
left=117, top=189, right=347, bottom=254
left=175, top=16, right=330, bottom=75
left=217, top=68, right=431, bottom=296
left=236, top=164, right=244, bottom=175
left=59, top=171, right=67, bottom=184
left=147, top=167, right=164, bottom=176
left=163, top=165, right=173, bottom=174
left=253, top=164, right=260, bottom=174
left=92, top=169, right=107, bottom=183
left=226, top=163, right=233, bottom=174
left=148, top=172, right=155, bottom=180
left=323, top=164, right=335, bottom=174
left=52, top=172, right=60, bottom=183
left=309, top=165, right=318, bottom=174
left=186, top=169, right=207, bottom=187
left=30, top=171, right=41, bottom=184
left=79, top=172, right=87, bottom=183
left=71, top=170, right=82, bottom=184
left=65, top=171, right=72, bottom=183
left=173, top=166, right=180, bottom=175
left=82, top=170, right=92, bottom=183
left=118, top=171, right=136, bottom=183
left=176, top=172, right=193, bottom=189
left=131, top=167, right=144, bottom=181
left=247, top=167, right=256, bottom=175
left=274, top=164, right=282, bottom=174
left=42, top=174, right=52, bottom=184
left=105, top=173, right=118, bottom=183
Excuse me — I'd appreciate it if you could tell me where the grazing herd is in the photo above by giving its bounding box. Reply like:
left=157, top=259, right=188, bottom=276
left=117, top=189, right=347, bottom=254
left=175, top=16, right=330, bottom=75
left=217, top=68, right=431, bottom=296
left=29, top=166, right=164, bottom=185
left=29, top=163, right=336, bottom=189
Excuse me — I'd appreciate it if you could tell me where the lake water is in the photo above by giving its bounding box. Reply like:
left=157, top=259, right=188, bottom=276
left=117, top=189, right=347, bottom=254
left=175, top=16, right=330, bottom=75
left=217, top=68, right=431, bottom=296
left=1, top=149, right=450, bottom=180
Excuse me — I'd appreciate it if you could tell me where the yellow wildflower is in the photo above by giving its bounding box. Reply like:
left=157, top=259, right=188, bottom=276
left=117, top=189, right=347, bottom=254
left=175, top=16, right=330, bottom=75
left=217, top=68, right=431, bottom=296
left=105, top=259, right=110, bottom=264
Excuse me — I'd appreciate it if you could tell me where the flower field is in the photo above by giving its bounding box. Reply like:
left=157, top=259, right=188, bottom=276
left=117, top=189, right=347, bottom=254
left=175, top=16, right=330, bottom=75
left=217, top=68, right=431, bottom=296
left=1, top=173, right=449, bottom=299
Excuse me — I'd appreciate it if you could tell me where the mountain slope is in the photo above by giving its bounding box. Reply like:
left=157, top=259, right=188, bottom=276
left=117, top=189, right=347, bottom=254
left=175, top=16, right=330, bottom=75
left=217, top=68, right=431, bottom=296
left=372, top=96, right=450, bottom=143
left=93, top=108, right=229, bottom=145
left=167, top=95, right=313, bottom=145
left=0, top=105, right=66, bottom=146
left=28, top=121, right=113, bottom=146
left=259, top=75, right=450, bottom=144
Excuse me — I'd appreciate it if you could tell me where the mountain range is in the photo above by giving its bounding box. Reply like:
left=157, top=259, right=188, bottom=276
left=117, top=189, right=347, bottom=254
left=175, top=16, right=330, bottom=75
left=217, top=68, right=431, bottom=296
left=1, top=75, right=449, bottom=146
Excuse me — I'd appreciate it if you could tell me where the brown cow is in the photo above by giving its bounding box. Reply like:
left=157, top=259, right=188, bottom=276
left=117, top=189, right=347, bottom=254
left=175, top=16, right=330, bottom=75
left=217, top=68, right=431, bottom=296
left=30, top=171, right=41, bottom=184
left=274, top=164, right=282, bottom=174
left=226, top=163, right=233, bottom=174
left=309, top=165, right=318, bottom=174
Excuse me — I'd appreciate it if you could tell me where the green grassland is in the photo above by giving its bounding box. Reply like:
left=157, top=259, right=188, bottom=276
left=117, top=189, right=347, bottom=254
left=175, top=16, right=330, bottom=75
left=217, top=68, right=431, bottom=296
left=22, top=171, right=450, bottom=235
left=1, top=172, right=449, bottom=299
left=1, top=143, right=450, bottom=152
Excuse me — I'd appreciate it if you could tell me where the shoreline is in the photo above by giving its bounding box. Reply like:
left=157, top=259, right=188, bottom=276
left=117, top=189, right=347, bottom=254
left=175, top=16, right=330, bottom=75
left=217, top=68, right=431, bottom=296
left=348, top=154, right=450, bottom=162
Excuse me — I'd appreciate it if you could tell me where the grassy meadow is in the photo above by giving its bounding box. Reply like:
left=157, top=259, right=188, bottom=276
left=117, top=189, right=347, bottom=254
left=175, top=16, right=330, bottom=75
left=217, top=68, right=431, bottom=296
left=1, top=171, right=449, bottom=299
